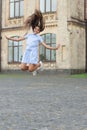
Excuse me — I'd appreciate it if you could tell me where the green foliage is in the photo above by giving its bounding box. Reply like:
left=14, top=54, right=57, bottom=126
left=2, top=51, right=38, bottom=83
left=71, top=73, right=87, bottom=78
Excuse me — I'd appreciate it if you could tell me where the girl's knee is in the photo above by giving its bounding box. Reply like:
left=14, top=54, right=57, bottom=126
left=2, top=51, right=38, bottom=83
left=28, top=68, right=33, bottom=72
left=21, top=66, right=25, bottom=71
left=21, top=67, right=26, bottom=71
left=21, top=64, right=28, bottom=71
left=28, top=65, right=35, bottom=72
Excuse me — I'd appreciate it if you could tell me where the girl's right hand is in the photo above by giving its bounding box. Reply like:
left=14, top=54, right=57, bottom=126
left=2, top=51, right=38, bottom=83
left=5, top=35, right=9, bottom=40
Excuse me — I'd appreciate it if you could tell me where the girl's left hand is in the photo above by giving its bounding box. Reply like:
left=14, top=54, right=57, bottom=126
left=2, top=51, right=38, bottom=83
left=56, top=44, right=60, bottom=50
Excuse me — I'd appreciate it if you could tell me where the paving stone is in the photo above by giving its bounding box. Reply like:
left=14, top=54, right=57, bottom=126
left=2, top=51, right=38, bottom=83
left=0, top=72, right=87, bottom=130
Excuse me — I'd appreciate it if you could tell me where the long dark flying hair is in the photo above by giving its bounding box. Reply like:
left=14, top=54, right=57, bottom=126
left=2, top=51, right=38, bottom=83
left=24, top=9, right=45, bottom=32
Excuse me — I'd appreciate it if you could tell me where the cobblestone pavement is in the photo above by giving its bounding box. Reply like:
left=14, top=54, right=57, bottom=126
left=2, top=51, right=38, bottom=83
left=0, top=71, right=87, bottom=130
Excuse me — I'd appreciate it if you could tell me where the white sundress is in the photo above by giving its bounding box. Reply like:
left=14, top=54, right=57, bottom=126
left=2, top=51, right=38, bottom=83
left=22, top=33, right=43, bottom=64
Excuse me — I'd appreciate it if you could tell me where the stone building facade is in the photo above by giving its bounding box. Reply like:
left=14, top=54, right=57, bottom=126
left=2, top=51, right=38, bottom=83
left=1, top=0, right=86, bottom=73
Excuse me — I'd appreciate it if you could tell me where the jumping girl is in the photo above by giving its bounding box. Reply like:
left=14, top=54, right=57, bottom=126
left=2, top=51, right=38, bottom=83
left=5, top=9, right=60, bottom=75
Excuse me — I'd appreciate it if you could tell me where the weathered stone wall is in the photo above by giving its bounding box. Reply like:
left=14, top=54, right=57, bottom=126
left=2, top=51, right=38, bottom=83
left=67, top=0, right=86, bottom=73
left=69, top=23, right=85, bottom=69
left=69, top=0, right=84, bottom=20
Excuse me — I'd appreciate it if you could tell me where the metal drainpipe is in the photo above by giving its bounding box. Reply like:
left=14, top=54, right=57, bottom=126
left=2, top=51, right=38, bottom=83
left=84, top=0, right=87, bottom=72
left=0, top=0, right=2, bottom=72
left=85, top=22, right=87, bottom=72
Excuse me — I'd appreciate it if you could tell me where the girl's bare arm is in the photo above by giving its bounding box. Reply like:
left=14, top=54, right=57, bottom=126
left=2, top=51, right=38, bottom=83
left=5, top=35, right=25, bottom=42
left=42, top=42, right=60, bottom=50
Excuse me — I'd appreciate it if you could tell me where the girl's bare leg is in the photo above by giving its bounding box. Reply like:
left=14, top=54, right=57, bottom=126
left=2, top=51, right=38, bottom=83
left=28, top=63, right=40, bottom=72
left=21, top=63, right=28, bottom=71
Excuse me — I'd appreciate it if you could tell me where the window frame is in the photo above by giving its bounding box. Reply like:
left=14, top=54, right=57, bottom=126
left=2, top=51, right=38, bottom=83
left=40, top=33, right=56, bottom=62
left=8, top=36, right=23, bottom=64
left=9, top=0, right=24, bottom=19
left=40, top=0, right=57, bottom=13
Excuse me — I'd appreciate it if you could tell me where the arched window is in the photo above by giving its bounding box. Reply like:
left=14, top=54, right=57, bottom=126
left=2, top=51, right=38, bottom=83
left=40, top=0, right=57, bottom=13
left=40, top=33, right=56, bottom=62
left=8, top=36, right=23, bottom=63
left=9, top=0, right=24, bottom=18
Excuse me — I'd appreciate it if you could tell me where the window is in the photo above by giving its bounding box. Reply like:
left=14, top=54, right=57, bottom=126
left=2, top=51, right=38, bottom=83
left=9, top=0, right=24, bottom=18
left=40, top=33, right=56, bottom=62
left=8, top=36, right=23, bottom=63
left=40, top=0, right=57, bottom=13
